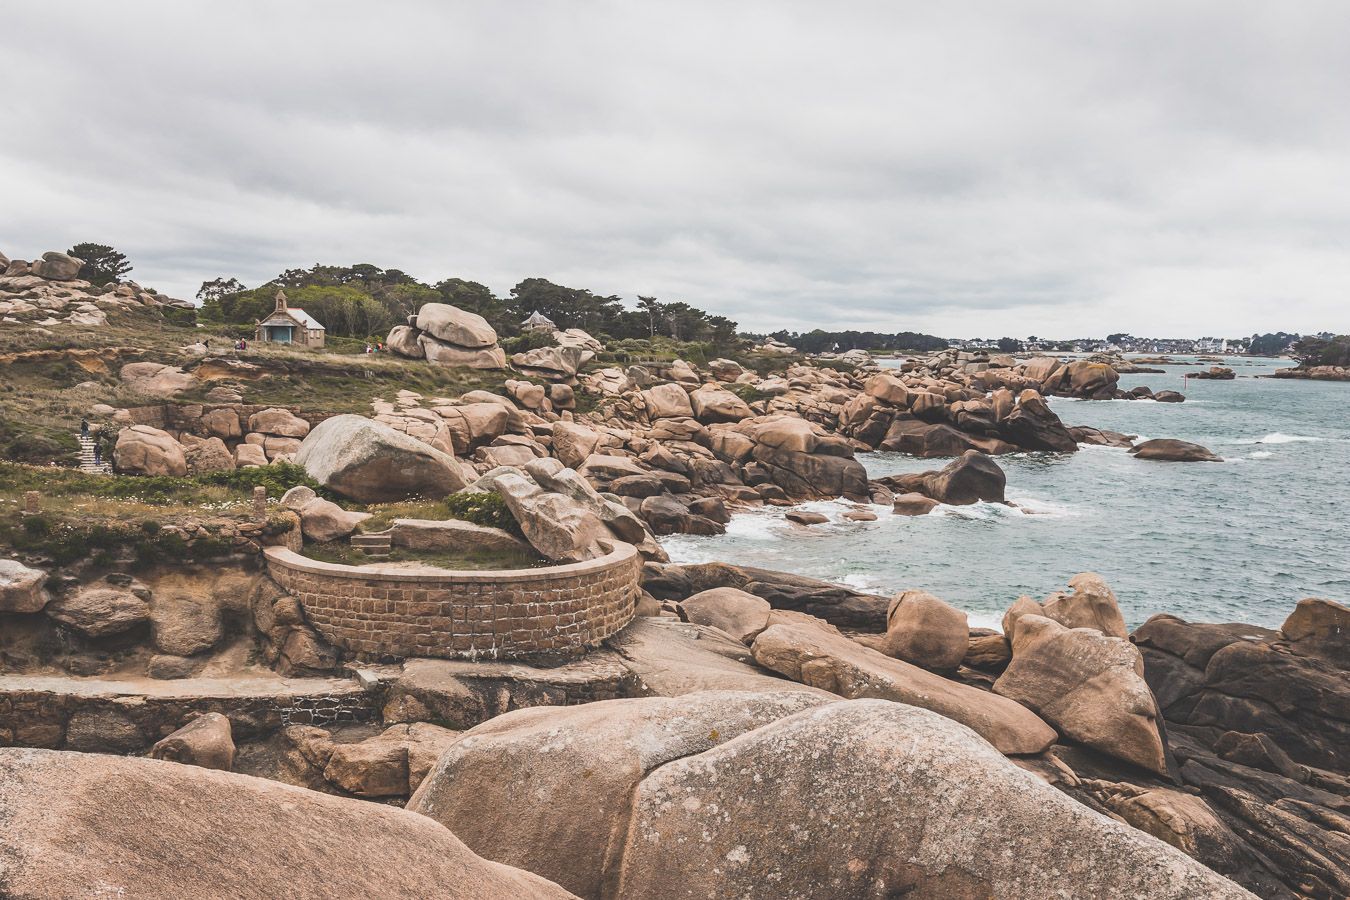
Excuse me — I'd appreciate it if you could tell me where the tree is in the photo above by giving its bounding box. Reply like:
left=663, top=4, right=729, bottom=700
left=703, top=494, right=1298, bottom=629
left=435, top=278, right=511, bottom=331
left=68, top=242, right=132, bottom=286
left=997, top=337, right=1024, bottom=353
left=637, top=296, right=663, bottom=337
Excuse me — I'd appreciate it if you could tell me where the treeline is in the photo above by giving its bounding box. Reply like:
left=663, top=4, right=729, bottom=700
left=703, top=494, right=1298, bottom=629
left=1294, top=334, right=1350, bottom=368
left=1249, top=332, right=1301, bottom=356
left=752, top=329, right=949, bottom=353
left=196, top=264, right=738, bottom=347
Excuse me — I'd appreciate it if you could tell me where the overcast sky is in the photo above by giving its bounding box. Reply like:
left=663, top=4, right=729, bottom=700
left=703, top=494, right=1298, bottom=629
left=3, top=2, right=1349, bottom=338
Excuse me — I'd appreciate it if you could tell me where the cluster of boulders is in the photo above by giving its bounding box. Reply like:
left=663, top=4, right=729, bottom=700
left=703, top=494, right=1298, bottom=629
left=113, top=405, right=317, bottom=475
left=0, top=559, right=321, bottom=679
left=386, top=302, right=507, bottom=369
left=1189, top=366, right=1236, bottom=380
left=840, top=371, right=1078, bottom=455
left=0, top=248, right=192, bottom=330
left=891, top=348, right=1185, bottom=403
left=642, top=562, right=1350, bottom=899
left=1272, top=364, right=1350, bottom=382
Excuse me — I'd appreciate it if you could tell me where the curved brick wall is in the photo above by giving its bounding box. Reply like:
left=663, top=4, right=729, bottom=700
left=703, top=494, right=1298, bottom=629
left=263, top=543, right=639, bottom=661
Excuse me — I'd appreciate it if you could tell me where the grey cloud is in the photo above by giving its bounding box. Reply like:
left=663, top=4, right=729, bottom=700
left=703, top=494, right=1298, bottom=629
left=2, top=0, right=1349, bottom=337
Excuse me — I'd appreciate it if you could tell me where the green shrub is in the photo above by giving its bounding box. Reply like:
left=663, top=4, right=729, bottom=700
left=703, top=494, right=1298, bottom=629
left=195, top=461, right=326, bottom=498
left=160, top=306, right=198, bottom=327
left=500, top=331, right=555, bottom=355
left=441, top=491, right=521, bottom=536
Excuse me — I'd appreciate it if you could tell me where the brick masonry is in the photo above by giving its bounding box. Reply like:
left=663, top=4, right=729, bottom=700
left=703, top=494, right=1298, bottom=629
left=264, top=543, right=639, bottom=662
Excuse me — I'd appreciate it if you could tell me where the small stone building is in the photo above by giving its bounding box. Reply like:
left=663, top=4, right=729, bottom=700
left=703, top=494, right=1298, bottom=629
left=256, top=290, right=325, bottom=348
left=521, top=310, right=557, bottom=334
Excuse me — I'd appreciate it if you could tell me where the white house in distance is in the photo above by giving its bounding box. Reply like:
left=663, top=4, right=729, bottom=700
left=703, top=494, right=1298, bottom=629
left=255, top=289, right=325, bottom=348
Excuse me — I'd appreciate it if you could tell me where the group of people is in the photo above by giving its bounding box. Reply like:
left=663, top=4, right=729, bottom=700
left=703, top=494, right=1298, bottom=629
left=363, top=341, right=384, bottom=354
left=233, top=338, right=249, bottom=351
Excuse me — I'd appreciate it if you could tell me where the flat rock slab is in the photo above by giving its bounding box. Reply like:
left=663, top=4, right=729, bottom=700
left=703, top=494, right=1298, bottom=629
left=382, top=652, right=640, bottom=728
left=606, top=617, right=831, bottom=698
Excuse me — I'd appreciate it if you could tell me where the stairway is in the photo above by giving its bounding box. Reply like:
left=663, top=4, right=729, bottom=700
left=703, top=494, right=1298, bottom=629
left=350, top=531, right=392, bottom=559
left=77, top=434, right=112, bottom=475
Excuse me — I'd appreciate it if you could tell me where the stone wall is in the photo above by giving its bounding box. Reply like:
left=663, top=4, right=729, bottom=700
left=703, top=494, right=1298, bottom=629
left=264, top=542, right=639, bottom=662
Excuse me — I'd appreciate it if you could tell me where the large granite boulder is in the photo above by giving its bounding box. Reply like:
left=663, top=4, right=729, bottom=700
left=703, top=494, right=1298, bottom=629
left=114, top=425, right=187, bottom=477
left=409, top=694, right=1252, bottom=900
left=996, top=614, right=1170, bottom=775
left=0, top=747, right=574, bottom=899
left=409, top=691, right=829, bottom=898
left=295, top=415, right=469, bottom=503
left=688, top=384, right=752, bottom=423
left=385, top=324, right=425, bottom=358
left=511, top=345, right=589, bottom=379
left=183, top=436, right=235, bottom=474
left=1130, top=438, right=1222, bottom=462
left=882, top=588, right=969, bottom=671
left=119, top=362, right=195, bottom=398
left=879, top=449, right=1006, bottom=504
left=31, top=250, right=84, bottom=280
left=1280, top=597, right=1350, bottom=665
left=999, top=389, right=1078, bottom=451
left=436, top=402, right=511, bottom=454
left=490, top=470, right=605, bottom=562
left=679, top=587, right=772, bottom=644
left=1064, top=359, right=1121, bottom=397
left=44, top=586, right=148, bottom=637
left=641, top=382, right=694, bottom=419
left=148, top=712, right=235, bottom=771
left=0, top=559, right=49, bottom=613
left=550, top=421, right=601, bottom=468
left=1041, top=572, right=1129, bottom=638
left=752, top=621, right=1057, bottom=755
left=280, top=485, right=372, bottom=543
left=419, top=334, right=508, bottom=369
left=415, top=303, right=498, bottom=348
left=248, top=407, right=311, bottom=438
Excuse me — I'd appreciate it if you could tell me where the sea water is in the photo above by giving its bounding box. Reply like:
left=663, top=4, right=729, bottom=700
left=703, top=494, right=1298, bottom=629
left=661, top=356, right=1350, bottom=630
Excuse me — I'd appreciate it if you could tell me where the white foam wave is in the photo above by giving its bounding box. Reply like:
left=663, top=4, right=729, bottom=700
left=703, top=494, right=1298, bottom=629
left=1235, top=432, right=1324, bottom=445
left=967, top=612, right=1005, bottom=633
left=724, top=514, right=783, bottom=541
left=1249, top=450, right=1274, bottom=459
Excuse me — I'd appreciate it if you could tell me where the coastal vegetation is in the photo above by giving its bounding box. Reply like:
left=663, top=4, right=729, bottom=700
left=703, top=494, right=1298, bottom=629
left=1295, top=333, right=1350, bottom=368
left=197, top=264, right=741, bottom=349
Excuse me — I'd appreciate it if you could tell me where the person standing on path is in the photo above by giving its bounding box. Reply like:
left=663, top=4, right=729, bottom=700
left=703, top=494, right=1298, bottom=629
left=80, top=418, right=89, bottom=438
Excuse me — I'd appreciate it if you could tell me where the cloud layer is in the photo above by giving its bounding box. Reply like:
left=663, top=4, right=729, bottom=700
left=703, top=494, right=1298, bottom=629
left=3, top=1, right=1349, bottom=337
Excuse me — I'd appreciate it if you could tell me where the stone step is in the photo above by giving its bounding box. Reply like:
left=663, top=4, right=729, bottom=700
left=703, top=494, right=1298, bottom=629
left=350, top=534, right=392, bottom=548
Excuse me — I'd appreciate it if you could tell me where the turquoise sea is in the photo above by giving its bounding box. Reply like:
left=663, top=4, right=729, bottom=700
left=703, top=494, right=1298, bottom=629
left=662, top=356, right=1350, bottom=630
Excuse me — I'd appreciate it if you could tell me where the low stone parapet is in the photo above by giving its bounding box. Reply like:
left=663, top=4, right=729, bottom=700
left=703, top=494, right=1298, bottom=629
left=264, top=542, right=639, bottom=662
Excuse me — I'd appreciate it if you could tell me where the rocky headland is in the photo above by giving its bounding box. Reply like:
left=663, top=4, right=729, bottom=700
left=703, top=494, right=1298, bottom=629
left=0, top=278, right=1336, bottom=898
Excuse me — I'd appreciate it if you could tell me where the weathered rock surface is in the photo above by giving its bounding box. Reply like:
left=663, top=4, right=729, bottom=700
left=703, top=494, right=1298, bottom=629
left=44, top=586, right=148, bottom=637
left=1130, top=438, right=1223, bottom=462
left=877, top=449, right=1006, bottom=505
left=0, top=747, right=575, bottom=899
left=409, top=694, right=1252, bottom=900
left=753, top=621, right=1057, bottom=755
left=641, top=560, right=889, bottom=630
left=679, top=587, right=772, bottom=644
left=882, top=588, right=969, bottom=671
left=149, top=712, right=235, bottom=771
left=295, top=414, right=468, bottom=503
left=280, top=485, right=371, bottom=543
left=114, top=425, right=187, bottom=477
left=997, top=614, right=1170, bottom=775
left=408, top=691, right=829, bottom=898
left=0, top=559, right=49, bottom=613
left=416, top=303, right=499, bottom=349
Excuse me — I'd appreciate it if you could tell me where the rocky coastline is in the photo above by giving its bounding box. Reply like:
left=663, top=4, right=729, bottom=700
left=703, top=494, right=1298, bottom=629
left=0, top=282, right=1338, bottom=898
